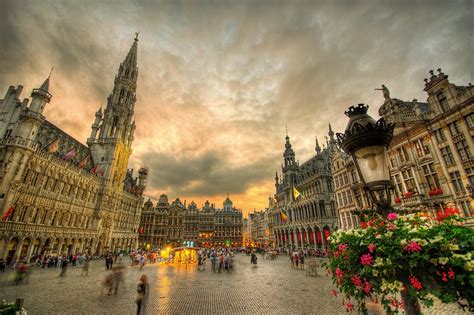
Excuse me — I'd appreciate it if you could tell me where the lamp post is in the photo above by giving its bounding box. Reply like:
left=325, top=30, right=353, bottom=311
left=336, top=104, right=395, bottom=215
left=337, top=104, right=420, bottom=315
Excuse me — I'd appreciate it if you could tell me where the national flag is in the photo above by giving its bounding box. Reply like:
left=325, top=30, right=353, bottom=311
left=63, top=148, right=77, bottom=160
left=280, top=209, right=288, bottom=222
left=1, top=205, right=15, bottom=221
left=79, top=155, right=89, bottom=169
left=292, top=186, right=301, bottom=200
left=46, top=138, right=60, bottom=153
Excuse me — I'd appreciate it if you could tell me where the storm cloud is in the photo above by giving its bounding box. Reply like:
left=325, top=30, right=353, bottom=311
left=0, top=0, right=472, bottom=214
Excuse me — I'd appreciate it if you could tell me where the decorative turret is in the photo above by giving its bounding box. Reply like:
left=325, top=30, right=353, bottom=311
left=29, top=71, right=53, bottom=114
left=223, top=194, right=233, bottom=211
left=89, top=107, right=102, bottom=139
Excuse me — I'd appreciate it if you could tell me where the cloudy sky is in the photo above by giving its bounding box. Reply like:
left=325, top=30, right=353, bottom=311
left=1, top=0, right=472, bottom=215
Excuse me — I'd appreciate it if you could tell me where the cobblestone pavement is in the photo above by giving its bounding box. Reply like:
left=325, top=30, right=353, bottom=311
left=0, top=254, right=467, bottom=315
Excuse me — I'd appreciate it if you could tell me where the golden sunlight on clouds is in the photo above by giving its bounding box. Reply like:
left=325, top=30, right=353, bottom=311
left=1, top=0, right=471, bottom=216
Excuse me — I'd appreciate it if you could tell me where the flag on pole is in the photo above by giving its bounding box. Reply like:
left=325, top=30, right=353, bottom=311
left=280, top=208, right=288, bottom=222
left=63, top=148, right=77, bottom=160
left=1, top=205, right=15, bottom=221
left=292, top=186, right=301, bottom=200
left=46, top=138, right=60, bottom=153
left=79, top=155, right=89, bottom=169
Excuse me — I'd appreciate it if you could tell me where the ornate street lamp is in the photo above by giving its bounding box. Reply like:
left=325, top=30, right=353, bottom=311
left=336, top=104, right=395, bottom=213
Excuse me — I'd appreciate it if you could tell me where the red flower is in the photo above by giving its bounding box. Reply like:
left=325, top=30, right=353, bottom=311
left=404, top=241, right=422, bottom=253
left=409, top=275, right=422, bottom=290
left=351, top=274, right=363, bottom=288
left=332, top=289, right=338, bottom=297
left=448, top=269, right=455, bottom=280
left=436, top=207, right=460, bottom=222
left=359, top=221, right=368, bottom=229
left=394, top=197, right=401, bottom=203
left=335, top=268, right=343, bottom=285
left=360, top=253, right=373, bottom=266
left=345, top=303, right=354, bottom=312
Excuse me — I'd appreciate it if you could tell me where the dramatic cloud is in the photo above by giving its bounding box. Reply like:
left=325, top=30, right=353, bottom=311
left=0, top=0, right=471, bottom=214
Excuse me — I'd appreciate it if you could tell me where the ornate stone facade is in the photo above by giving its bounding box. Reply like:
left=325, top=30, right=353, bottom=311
left=0, top=35, right=148, bottom=262
left=138, top=196, right=243, bottom=249
left=269, top=128, right=338, bottom=249
left=333, top=69, right=473, bottom=229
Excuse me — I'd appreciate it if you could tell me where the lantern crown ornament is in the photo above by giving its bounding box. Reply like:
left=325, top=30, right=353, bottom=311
left=336, top=104, right=394, bottom=153
left=336, top=104, right=395, bottom=211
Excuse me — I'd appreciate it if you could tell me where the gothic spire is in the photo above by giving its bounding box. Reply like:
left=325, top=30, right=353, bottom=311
left=123, top=32, right=139, bottom=70
left=315, top=136, right=321, bottom=154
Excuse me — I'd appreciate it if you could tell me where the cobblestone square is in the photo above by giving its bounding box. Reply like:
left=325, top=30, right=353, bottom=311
left=1, top=254, right=347, bottom=315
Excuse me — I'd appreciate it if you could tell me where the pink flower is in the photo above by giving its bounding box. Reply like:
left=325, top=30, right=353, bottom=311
left=338, top=243, right=348, bottom=252
left=387, top=223, right=396, bottom=231
left=387, top=212, right=397, bottom=221
left=363, top=280, right=372, bottom=294
left=368, top=244, right=375, bottom=253
left=404, top=241, right=422, bottom=253
left=360, top=253, right=373, bottom=266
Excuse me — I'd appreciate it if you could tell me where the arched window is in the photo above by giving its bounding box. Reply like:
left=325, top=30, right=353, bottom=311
left=319, top=200, right=326, bottom=217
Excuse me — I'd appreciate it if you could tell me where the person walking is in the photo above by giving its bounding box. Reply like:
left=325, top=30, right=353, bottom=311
left=82, top=256, right=90, bottom=276
left=59, top=256, right=68, bottom=279
left=139, top=254, right=145, bottom=270
left=135, top=274, right=148, bottom=315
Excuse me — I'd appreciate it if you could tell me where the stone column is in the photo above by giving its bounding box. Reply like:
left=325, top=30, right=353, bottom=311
left=313, top=228, right=318, bottom=248
left=321, top=230, right=327, bottom=249
left=294, top=230, right=299, bottom=248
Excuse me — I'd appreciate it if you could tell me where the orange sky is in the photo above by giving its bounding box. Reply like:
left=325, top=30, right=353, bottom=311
left=1, top=1, right=471, bottom=216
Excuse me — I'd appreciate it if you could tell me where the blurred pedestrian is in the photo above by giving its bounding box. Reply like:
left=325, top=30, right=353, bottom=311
left=59, top=256, right=68, bottom=278
left=82, top=256, right=90, bottom=276
left=135, top=274, right=148, bottom=315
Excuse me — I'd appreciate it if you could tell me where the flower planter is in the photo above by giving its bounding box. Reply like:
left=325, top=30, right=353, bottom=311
left=403, top=192, right=414, bottom=197
left=324, top=210, right=474, bottom=314
left=428, top=188, right=443, bottom=196
left=394, top=197, right=401, bottom=204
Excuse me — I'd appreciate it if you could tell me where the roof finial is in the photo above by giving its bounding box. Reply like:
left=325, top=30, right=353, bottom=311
left=285, top=124, right=288, bottom=137
left=135, top=31, right=140, bottom=41
left=48, top=66, right=54, bottom=79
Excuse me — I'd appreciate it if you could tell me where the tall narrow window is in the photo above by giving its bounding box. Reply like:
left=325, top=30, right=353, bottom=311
left=449, top=171, right=464, bottom=192
left=436, top=91, right=449, bottom=111
left=422, top=163, right=440, bottom=190
left=440, top=146, right=455, bottom=166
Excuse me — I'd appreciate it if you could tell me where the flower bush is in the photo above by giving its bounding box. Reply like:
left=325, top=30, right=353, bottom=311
left=325, top=210, right=474, bottom=313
